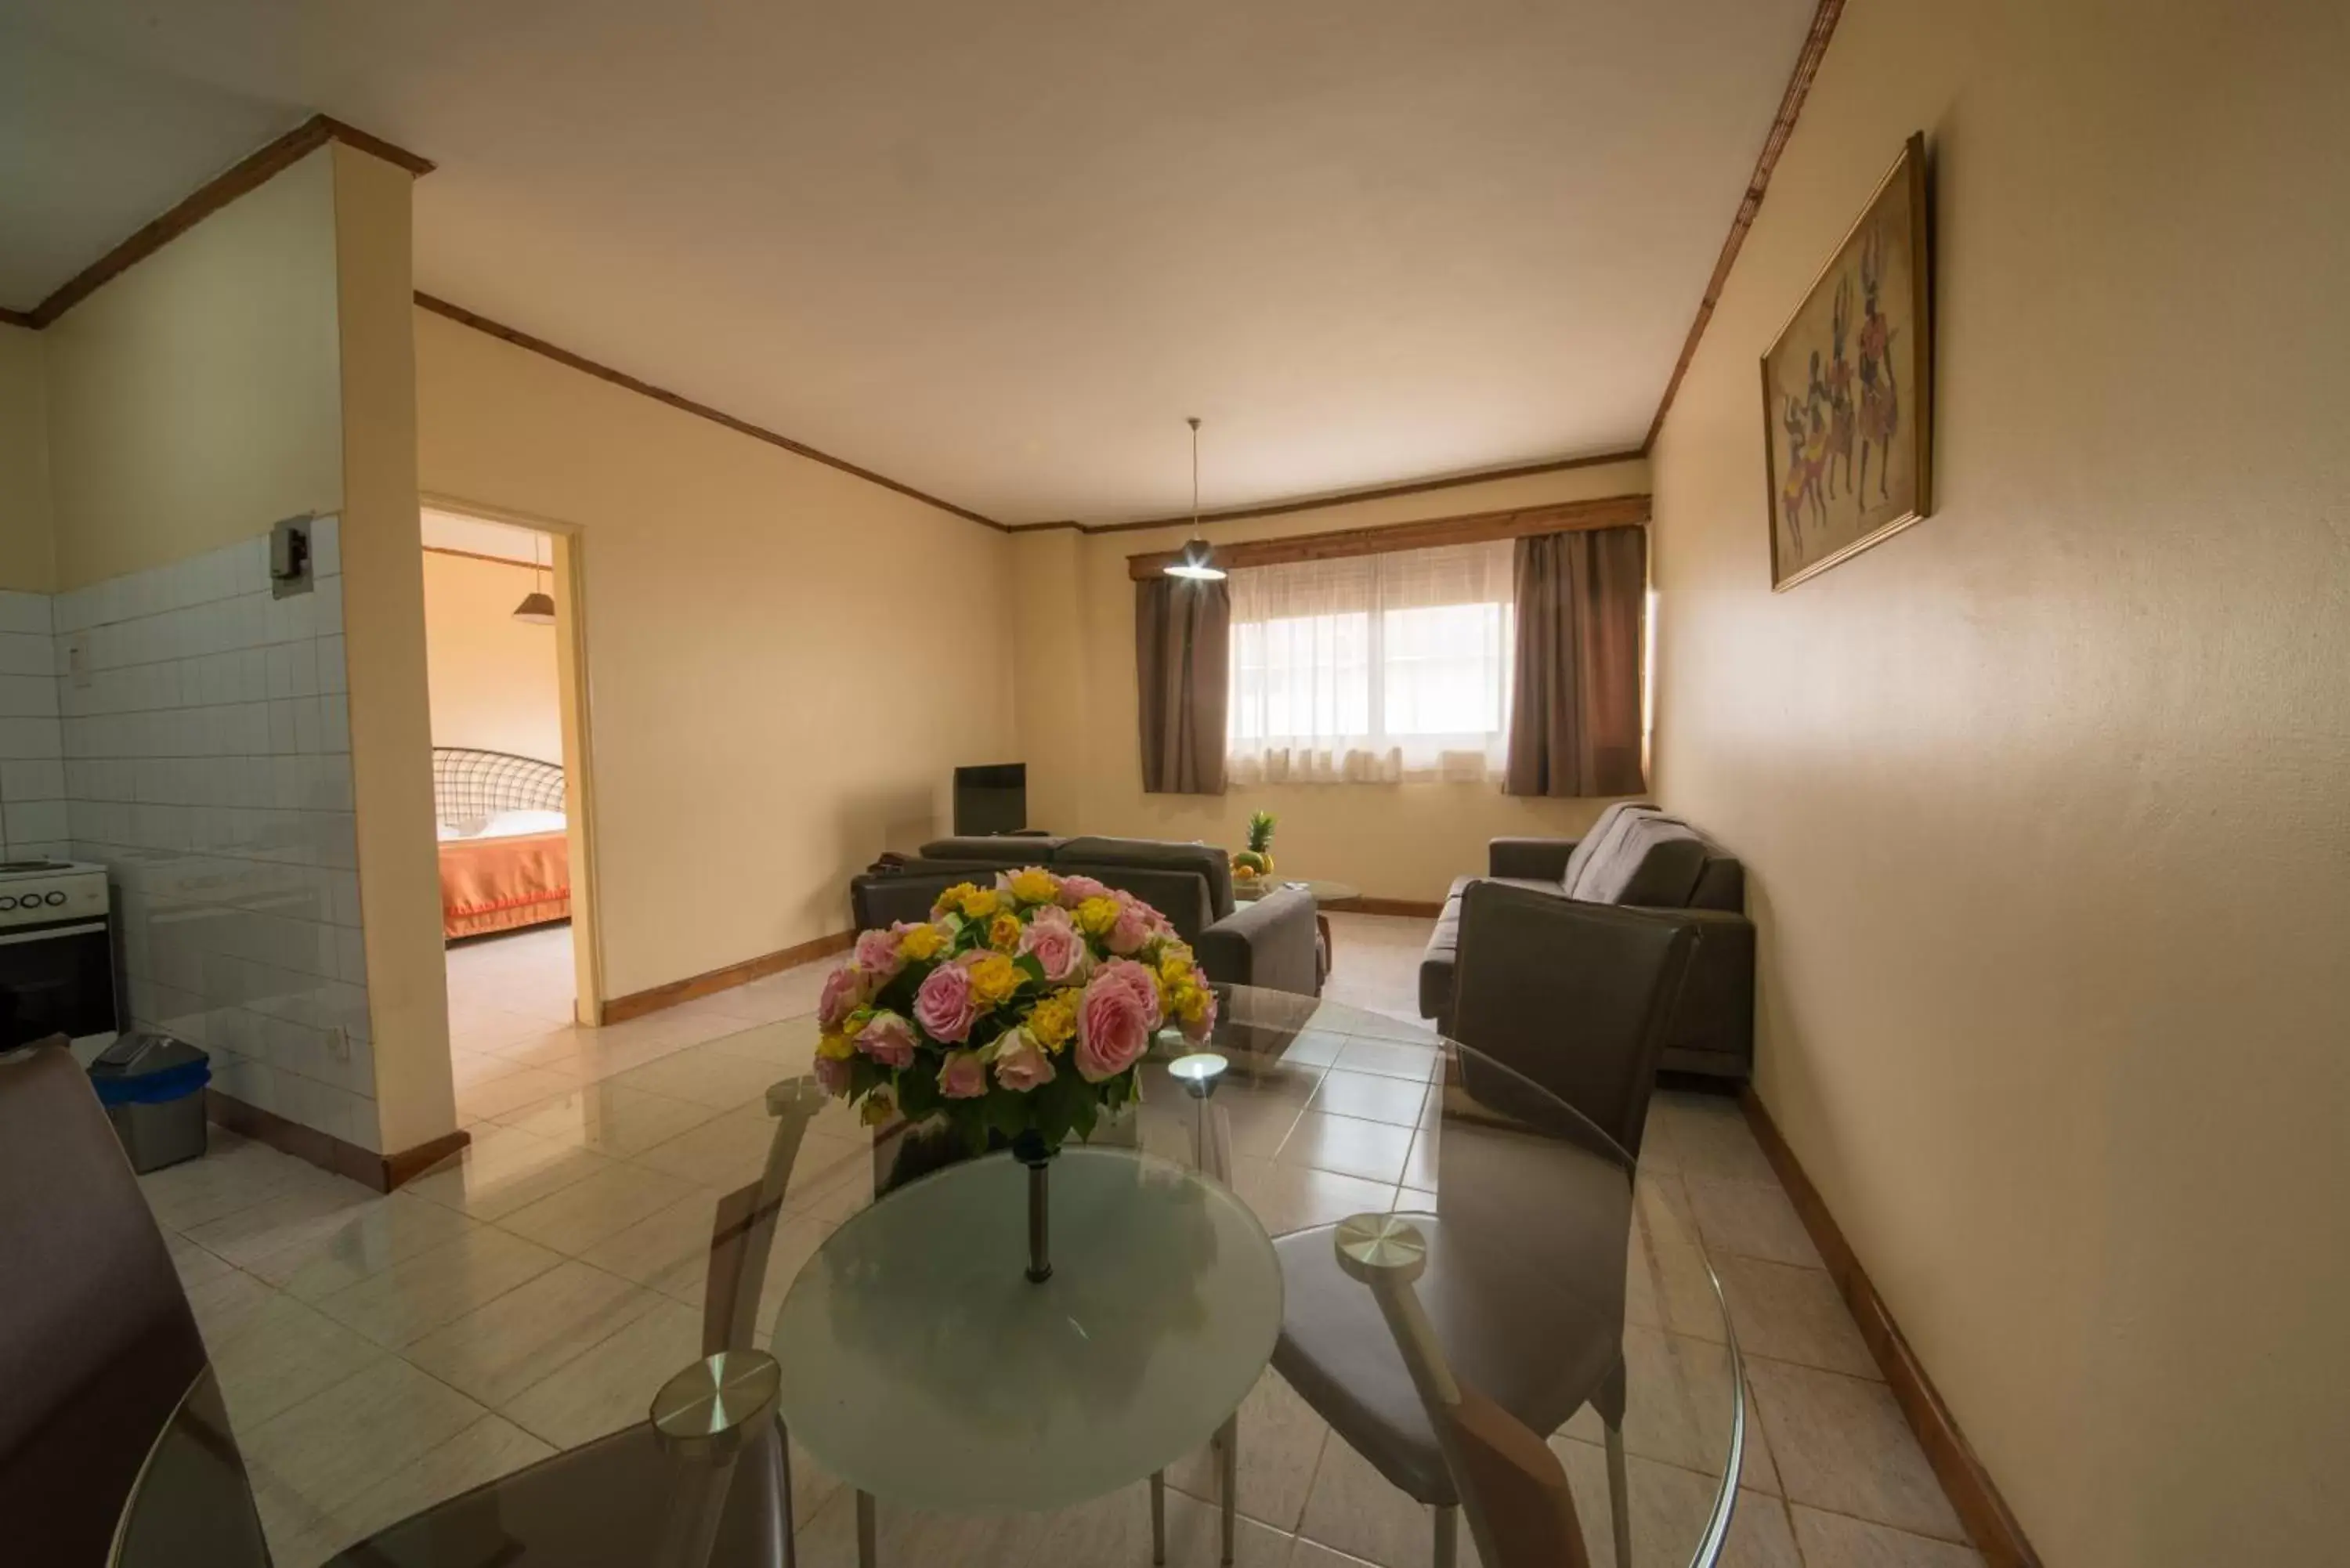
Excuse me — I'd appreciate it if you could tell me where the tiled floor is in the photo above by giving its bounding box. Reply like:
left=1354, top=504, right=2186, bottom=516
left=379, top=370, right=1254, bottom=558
left=139, top=912, right=1979, bottom=1568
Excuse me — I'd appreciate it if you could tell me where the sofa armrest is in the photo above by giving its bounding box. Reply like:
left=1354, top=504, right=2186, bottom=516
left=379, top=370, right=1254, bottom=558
left=1488, top=837, right=1577, bottom=881
left=848, top=871, right=962, bottom=931
left=1197, top=887, right=1322, bottom=998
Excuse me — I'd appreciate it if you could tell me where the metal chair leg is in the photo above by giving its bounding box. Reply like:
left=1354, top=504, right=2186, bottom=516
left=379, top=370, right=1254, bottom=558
left=1150, top=1470, right=1167, bottom=1565
left=1432, top=1503, right=1459, bottom=1568
left=1217, top=1416, right=1238, bottom=1564
left=855, top=1488, right=877, bottom=1568
left=1605, top=1418, right=1632, bottom=1568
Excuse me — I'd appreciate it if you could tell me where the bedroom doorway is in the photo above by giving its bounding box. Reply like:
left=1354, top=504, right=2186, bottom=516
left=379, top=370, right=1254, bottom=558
left=419, top=505, right=602, bottom=1105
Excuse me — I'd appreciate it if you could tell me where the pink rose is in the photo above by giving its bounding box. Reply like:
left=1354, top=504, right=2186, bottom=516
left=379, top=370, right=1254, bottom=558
left=817, top=966, right=866, bottom=1031
left=913, top=962, right=981, bottom=1043
left=812, top=1053, right=851, bottom=1097
left=1105, top=892, right=1154, bottom=956
left=855, top=1010, right=916, bottom=1068
left=938, top=1050, right=988, bottom=1100
left=991, top=1028, right=1056, bottom=1092
left=1017, top=906, right=1093, bottom=985
left=852, top=927, right=904, bottom=982
left=1056, top=874, right=1111, bottom=908
left=1076, top=959, right=1160, bottom=1083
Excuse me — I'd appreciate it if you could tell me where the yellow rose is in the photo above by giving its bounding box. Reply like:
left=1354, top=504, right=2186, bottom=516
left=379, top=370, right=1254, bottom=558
left=1075, top=896, right=1119, bottom=938
left=859, top=1089, right=898, bottom=1127
left=815, top=1031, right=855, bottom=1061
left=958, top=887, right=1001, bottom=919
left=1158, top=952, right=1195, bottom=987
left=933, top=882, right=981, bottom=918
left=897, top=923, right=947, bottom=961
left=1026, top=991, right=1078, bottom=1052
left=967, top=952, right=1021, bottom=1007
left=1174, top=983, right=1211, bottom=1027
left=1007, top=867, right=1060, bottom=905
left=988, top=912, right=1024, bottom=952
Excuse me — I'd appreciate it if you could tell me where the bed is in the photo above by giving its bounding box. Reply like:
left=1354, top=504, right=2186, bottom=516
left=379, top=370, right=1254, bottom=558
left=434, top=747, right=572, bottom=941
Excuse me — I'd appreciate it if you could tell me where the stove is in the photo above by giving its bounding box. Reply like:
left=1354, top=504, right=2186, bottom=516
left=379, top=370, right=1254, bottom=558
left=0, top=860, right=118, bottom=1061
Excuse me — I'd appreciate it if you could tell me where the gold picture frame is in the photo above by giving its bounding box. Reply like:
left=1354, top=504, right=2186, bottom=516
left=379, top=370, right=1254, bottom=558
left=1761, top=132, right=1933, bottom=591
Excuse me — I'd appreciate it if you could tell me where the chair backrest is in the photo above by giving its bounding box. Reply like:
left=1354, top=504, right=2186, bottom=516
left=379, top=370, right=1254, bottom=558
left=0, top=1040, right=221, bottom=1563
left=702, top=1075, right=829, bottom=1355
left=1333, top=1213, right=1593, bottom=1568
left=1450, top=882, right=1696, bottom=1159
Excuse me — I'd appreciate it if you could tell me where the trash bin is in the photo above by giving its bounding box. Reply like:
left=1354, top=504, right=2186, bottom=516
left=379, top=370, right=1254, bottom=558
left=89, top=1031, right=211, bottom=1173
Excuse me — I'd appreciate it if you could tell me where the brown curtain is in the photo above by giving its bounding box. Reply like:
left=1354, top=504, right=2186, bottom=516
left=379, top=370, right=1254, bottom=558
left=1135, top=576, right=1231, bottom=794
left=1505, top=526, right=1647, bottom=797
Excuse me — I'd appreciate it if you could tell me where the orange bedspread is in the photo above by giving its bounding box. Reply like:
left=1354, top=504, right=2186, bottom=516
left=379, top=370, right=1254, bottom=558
left=439, top=830, right=571, bottom=939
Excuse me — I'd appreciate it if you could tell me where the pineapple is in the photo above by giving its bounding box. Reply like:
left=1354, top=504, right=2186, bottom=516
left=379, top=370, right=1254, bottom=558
left=1232, top=809, right=1278, bottom=878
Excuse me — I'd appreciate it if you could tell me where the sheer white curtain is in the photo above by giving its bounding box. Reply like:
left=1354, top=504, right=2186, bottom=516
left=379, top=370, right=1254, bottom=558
left=1226, top=539, right=1515, bottom=784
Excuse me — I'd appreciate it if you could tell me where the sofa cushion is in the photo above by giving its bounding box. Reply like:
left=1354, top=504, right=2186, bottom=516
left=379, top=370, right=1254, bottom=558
left=1558, top=801, right=1650, bottom=893
left=916, top=836, right=1067, bottom=866
left=1573, top=813, right=1708, bottom=907
left=1054, top=836, right=1235, bottom=919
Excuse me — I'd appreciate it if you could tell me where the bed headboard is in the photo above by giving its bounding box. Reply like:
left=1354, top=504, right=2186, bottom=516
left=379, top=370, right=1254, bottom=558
left=432, top=747, right=566, bottom=824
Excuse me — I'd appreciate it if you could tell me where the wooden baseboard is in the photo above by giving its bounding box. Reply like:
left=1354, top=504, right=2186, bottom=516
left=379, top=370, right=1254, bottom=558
left=206, top=1089, right=472, bottom=1194
left=1336, top=897, right=1442, bottom=919
left=600, top=930, right=855, bottom=1024
left=1738, top=1087, right=2043, bottom=1568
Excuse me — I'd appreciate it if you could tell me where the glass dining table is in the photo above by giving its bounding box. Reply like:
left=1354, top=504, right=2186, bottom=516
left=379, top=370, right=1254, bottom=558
left=119, top=986, right=1746, bottom=1568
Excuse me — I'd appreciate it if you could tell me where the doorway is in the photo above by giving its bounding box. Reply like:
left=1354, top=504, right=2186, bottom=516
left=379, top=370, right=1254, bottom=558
left=418, top=506, right=602, bottom=1111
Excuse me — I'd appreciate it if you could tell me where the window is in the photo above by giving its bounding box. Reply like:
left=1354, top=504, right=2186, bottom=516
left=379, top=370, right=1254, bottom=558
left=1226, top=539, right=1515, bottom=783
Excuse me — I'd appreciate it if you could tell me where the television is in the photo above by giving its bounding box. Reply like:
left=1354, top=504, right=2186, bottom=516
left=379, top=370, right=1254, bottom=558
left=953, top=763, right=1027, bottom=836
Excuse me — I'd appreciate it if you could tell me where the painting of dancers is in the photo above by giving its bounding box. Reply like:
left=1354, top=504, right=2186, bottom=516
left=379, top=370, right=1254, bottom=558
left=1760, top=132, right=1932, bottom=590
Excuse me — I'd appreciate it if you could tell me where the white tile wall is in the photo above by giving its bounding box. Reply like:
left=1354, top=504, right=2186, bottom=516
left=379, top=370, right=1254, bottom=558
left=47, top=519, right=381, bottom=1152
left=0, top=589, right=68, bottom=860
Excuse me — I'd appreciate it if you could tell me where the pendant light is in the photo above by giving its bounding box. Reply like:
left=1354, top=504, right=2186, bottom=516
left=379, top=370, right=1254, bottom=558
left=512, top=534, right=556, bottom=624
left=1163, top=417, right=1226, bottom=580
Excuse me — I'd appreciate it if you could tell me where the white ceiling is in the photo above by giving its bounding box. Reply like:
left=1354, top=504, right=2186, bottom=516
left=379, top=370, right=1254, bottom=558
left=2, top=2, right=1815, bottom=524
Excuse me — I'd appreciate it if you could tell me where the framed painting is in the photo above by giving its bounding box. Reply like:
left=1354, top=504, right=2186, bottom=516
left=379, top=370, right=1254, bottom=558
left=1761, top=132, right=1932, bottom=591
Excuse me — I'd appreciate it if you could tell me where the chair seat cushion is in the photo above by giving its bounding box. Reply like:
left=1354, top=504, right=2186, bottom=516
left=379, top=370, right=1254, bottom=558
left=1271, top=1210, right=1622, bottom=1506
left=326, top=1422, right=787, bottom=1567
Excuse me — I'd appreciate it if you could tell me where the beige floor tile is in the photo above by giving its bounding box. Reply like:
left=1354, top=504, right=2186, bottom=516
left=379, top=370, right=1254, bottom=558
left=185, top=1266, right=279, bottom=1344
left=165, top=1232, right=237, bottom=1292
left=1331, top=1039, right=1441, bottom=1082
left=1558, top=1325, right=1777, bottom=1495
left=311, top=1225, right=566, bottom=1348
left=496, top=1160, right=703, bottom=1253
left=1715, top=1255, right=1878, bottom=1378
left=1684, top=1175, right=1824, bottom=1269
left=1790, top=1505, right=1987, bottom=1567
left=1307, top=1068, right=1431, bottom=1128
left=449, top=1047, right=528, bottom=1089
left=1555, top=1439, right=1794, bottom=1568
left=180, top=1174, right=386, bottom=1270
left=606, top=1042, right=794, bottom=1108
left=1291, top=1544, right=1383, bottom=1568
left=1633, top=1172, right=1731, bottom=1344
left=277, top=1413, right=557, bottom=1566
left=140, top=1134, right=317, bottom=1230
left=1274, top=1111, right=1415, bottom=1185
left=1231, top=1154, right=1397, bottom=1237
left=794, top=1480, right=1292, bottom=1568
left=494, top=1080, right=725, bottom=1156
left=1296, top=1430, right=1462, bottom=1568
left=1220, top=1091, right=1312, bottom=1161
left=248, top=1190, right=482, bottom=1301
left=454, top=1063, right=583, bottom=1123
left=696, top=1011, right=822, bottom=1064
left=240, top=1357, right=491, bottom=1525
left=500, top=1296, right=705, bottom=1447
left=402, top=1121, right=614, bottom=1221
left=204, top=1288, right=392, bottom=1429
left=630, top=1099, right=792, bottom=1187
left=449, top=1001, right=573, bottom=1052
left=577, top=1187, right=733, bottom=1288
left=403, top=1259, right=671, bottom=1407
left=638, top=1204, right=834, bottom=1317
left=1162, top=1368, right=1330, bottom=1531
left=1745, top=1358, right=1965, bottom=1542
left=1654, top=1093, right=1776, bottom=1184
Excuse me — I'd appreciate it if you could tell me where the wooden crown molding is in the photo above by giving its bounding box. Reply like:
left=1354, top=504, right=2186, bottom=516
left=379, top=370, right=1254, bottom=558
left=1123, top=492, right=1649, bottom=580
left=13, top=113, right=432, bottom=330
left=1022, top=447, right=1647, bottom=540
left=1641, top=0, right=1847, bottom=453
left=415, top=293, right=1008, bottom=533
left=1739, top=1087, right=2044, bottom=1568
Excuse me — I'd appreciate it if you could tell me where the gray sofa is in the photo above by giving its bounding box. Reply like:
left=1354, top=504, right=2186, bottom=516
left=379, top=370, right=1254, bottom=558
left=1419, top=802, right=1755, bottom=1078
left=850, top=835, right=1325, bottom=997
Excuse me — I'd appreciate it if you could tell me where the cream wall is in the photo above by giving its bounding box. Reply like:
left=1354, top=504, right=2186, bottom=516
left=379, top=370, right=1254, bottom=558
left=1646, top=2, right=2350, bottom=1564
left=414, top=308, right=1018, bottom=999
left=41, top=149, right=345, bottom=591
left=421, top=551, right=563, bottom=762
left=0, top=325, right=54, bottom=592
left=1031, top=458, right=1650, bottom=903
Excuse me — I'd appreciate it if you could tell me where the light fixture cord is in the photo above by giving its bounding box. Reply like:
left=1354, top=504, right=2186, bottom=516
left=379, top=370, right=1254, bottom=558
left=1189, top=416, right=1202, bottom=530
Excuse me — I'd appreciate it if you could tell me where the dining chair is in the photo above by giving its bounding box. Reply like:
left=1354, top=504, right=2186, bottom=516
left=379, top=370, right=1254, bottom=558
left=1332, top=1212, right=1593, bottom=1568
left=1270, top=898, right=1696, bottom=1568
left=0, top=1036, right=831, bottom=1568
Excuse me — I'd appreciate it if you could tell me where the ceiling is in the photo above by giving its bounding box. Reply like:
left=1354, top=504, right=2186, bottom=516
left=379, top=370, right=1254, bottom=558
left=2, top=2, right=1816, bottom=525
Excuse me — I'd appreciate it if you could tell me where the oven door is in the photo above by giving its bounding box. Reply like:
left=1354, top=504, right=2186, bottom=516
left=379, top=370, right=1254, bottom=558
left=0, top=915, right=120, bottom=1052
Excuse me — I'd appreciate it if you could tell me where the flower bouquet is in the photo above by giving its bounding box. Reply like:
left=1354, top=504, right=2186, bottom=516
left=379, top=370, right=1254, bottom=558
left=814, top=868, right=1218, bottom=1154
